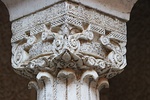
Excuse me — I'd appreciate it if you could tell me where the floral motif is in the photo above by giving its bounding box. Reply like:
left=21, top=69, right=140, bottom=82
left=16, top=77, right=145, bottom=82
left=11, top=2, right=127, bottom=79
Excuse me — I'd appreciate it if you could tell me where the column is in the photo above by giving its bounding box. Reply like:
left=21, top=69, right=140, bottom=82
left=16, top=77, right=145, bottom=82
left=1, top=0, right=137, bottom=100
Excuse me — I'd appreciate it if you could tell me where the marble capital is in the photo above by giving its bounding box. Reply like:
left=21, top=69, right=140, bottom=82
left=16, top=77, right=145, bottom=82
left=10, top=1, right=127, bottom=79
left=1, top=0, right=137, bottom=100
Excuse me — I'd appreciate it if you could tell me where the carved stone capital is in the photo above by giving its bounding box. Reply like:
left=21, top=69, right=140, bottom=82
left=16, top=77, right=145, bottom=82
left=11, top=1, right=126, bottom=79
left=9, top=1, right=131, bottom=100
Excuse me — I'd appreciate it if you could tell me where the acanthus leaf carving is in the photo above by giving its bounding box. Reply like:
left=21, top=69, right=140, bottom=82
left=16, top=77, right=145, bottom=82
left=11, top=1, right=127, bottom=83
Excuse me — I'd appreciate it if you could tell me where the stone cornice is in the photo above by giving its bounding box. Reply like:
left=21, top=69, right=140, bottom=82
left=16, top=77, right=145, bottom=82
left=2, top=0, right=137, bottom=21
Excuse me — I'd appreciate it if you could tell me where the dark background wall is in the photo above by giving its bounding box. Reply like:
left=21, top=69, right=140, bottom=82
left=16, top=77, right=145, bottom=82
left=0, top=0, right=150, bottom=100
left=0, top=1, right=33, bottom=100
left=109, top=0, right=150, bottom=100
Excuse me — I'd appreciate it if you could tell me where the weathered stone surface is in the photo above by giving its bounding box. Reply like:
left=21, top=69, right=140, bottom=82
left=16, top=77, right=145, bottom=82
left=9, top=1, right=128, bottom=100
left=11, top=2, right=127, bottom=81
left=2, top=0, right=150, bottom=100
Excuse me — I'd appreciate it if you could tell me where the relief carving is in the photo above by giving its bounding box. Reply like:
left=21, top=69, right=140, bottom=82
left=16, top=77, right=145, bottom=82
left=11, top=1, right=127, bottom=100
left=11, top=2, right=126, bottom=79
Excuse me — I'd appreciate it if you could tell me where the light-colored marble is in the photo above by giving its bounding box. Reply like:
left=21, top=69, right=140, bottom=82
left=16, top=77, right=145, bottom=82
left=1, top=0, right=137, bottom=100
left=11, top=2, right=127, bottom=79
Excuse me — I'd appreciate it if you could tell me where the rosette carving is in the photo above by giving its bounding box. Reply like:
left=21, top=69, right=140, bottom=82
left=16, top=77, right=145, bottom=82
left=12, top=47, right=29, bottom=67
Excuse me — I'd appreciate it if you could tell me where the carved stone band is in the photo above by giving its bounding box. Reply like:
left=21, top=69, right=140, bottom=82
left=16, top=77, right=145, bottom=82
left=11, top=1, right=126, bottom=79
